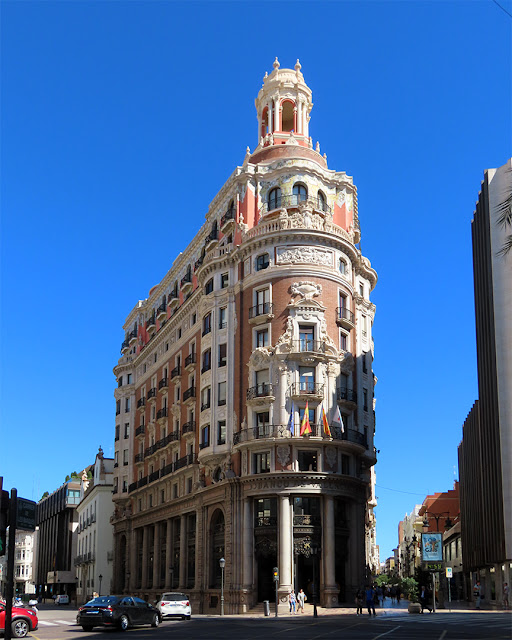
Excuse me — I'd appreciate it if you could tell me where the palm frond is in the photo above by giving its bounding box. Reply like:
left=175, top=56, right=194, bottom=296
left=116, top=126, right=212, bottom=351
left=495, top=166, right=512, bottom=229
left=497, top=234, right=512, bottom=257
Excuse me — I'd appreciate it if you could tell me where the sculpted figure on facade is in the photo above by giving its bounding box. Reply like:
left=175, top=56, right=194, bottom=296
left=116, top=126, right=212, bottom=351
left=278, top=245, right=332, bottom=267
left=275, top=317, right=294, bottom=352
left=289, top=281, right=322, bottom=303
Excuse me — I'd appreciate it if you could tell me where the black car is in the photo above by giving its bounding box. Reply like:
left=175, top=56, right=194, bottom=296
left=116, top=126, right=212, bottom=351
left=77, top=595, right=160, bottom=632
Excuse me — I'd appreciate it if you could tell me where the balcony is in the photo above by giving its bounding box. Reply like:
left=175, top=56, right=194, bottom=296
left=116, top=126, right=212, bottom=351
left=134, top=453, right=144, bottom=463
left=337, top=387, right=357, bottom=408
left=138, top=476, right=148, bottom=488
left=114, top=462, right=119, bottom=468
left=221, top=207, right=236, bottom=232
left=290, top=382, right=325, bottom=401
left=181, top=273, right=193, bottom=294
left=171, top=365, right=181, bottom=380
left=168, top=291, right=179, bottom=310
left=146, top=315, right=156, bottom=334
left=182, top=420, right=196, bottom=436
left=291, top=340, right=326, bottom=355
left=121, top=339, right=130, bottom=354
left=175, top=452, right=195, bottom=470
left=336, top=307, right=355, bottom=330
left=246, top=383, right=275, bottom=406
left=156, top=302, right=167, bottom=322
left=183, top=386, right=196, bottom=404
left=200, top=400, right=210, bottom=412
left=199, top=440, right=210, bottom=450
left=204, top=229, right=219, bottom=249
left=128, top=482, right=137, bottom=493
left=156, top=407, right=168, bottom=422
left=201, top=362, right=211, bottom=374
left=184, top=353, right=196, bottom=371
left=148, top=469, right=160, bottom=483
left=137, top=397, right=146, bottom=411
left=147, top=387, right=158, bottom=402
left=128, top=328, right=138, bottom=345
left=248, top=302, right=274, bottom=325
left=135, top=424, right=145, bottom=437
left=158, top=377, right=169, bottom=392
left=261, top=193, right=332, bottom=216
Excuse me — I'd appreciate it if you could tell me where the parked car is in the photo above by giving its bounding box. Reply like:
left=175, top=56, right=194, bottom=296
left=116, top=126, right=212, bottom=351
left=77, top=595, right=160, bottom=632
left=0, top=602, right=38, bottom=638
left=55, top=594, right=70, bottom=605
left=156, top=592, right=191, bottom=620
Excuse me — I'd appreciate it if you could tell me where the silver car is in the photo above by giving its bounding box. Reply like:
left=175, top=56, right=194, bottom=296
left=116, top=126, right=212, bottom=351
left=156, top=592, right=191, bottom=620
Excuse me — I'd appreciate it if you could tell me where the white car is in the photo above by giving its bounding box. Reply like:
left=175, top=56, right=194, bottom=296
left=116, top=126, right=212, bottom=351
left=55, top=594, right=70, bottom=605
left=156, top=592, right=191, bottom=620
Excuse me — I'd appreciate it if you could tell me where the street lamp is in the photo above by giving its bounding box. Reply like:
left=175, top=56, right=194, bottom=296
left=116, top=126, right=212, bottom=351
left=219, top=557, right=225, bottom=616
left=311, top=544, right=320, bottom=618
left=422, top=511, right=453, bottom=532
left=98, top=574, right=103, bottom=596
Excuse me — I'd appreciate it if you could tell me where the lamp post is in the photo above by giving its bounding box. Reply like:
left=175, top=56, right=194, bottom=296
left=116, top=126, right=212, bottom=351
left=219, top=557, right=225, bottom=616
left=98, top=574, right=103, bottom=596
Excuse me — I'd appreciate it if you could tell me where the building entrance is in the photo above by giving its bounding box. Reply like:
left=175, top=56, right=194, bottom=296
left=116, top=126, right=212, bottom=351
left=257, top=553, right=276, bottom=602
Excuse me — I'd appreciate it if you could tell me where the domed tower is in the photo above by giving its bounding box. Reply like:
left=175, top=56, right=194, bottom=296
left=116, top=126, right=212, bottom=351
left=111, top=60, right=377, bottom=615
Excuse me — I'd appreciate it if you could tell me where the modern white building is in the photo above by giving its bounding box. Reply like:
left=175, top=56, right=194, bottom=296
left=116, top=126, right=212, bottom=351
left=75, top=448, right=115, bottom=603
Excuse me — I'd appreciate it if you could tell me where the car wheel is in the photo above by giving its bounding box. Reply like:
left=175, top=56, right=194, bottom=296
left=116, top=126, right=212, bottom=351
left=12, top=618, right=30, bottom=638
left=119, top=614, right=130, bottom=631
left=82, top=625, right=93, bottom=632
left=151, top=613, right=160, bottom=628
left=185, top=615, right=191, bottom=620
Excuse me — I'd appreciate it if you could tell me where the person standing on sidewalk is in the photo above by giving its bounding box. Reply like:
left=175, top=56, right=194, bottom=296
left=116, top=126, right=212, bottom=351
left=503, top=583, right=509, bottom=609
left=365, top=585, right=376, bottom=616
left=296, top=588, right=307, bottom=613
left=288, top=590, right=296, bottom=614
left=473, top=581, right=483, bottom=609
left=355, top=588, right=364, bottom=615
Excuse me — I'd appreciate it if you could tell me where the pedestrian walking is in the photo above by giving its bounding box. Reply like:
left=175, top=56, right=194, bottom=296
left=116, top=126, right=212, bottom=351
left=396, top=586, right=401, bottom=603
left=376, top=585, right=384, bottom=607
left=355, top=588, right=364, bottom=615
left=473, top=581, right=483, bottom=609
left=503, top=583, right=509, bottom=609
left=288, top=590, right=296, bottom=614
left=419, top=585, right=432, bottom=613
left=390, top=585, right=396, bottom=604
left=365, top=585, right=376, bottom=616
left=297, top=588, right=307, bottom=613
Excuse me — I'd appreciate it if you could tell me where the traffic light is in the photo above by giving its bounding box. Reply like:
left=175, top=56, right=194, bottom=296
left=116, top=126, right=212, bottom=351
left=0, top=490, right=9, bottom=556
left=273, top=567, right=279, bottom=582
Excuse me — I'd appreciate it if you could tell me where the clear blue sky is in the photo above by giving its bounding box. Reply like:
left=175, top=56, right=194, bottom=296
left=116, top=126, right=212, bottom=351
left=1, top=1, right=510, bottom=562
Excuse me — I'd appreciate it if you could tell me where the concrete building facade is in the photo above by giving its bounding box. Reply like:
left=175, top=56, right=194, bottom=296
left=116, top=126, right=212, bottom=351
left=111, top=60, right=378, bottom=613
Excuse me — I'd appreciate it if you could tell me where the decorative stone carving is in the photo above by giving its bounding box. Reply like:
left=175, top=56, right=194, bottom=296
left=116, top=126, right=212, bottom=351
left=248, top=347, right=274, bottom=369
left=275, top=317, right=294, bottom=352
left=319, top=318, right=338, bottom=351
left=277, top=246, right=333, bottom=267
left=277, top=445, right=290, bottom=468
left=290, top=281, right=322, bottom=302
left=339, top=351, right=355, bottom=374
left=242, top=450, right=248, bottom=476
left=325, top=446, right=337, bottom=469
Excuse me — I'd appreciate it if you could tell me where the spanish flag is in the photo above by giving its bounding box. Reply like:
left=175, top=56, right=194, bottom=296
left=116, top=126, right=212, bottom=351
left=320, top=403, right=331, bottom=437
left=300, top=402, right=312, bottom=436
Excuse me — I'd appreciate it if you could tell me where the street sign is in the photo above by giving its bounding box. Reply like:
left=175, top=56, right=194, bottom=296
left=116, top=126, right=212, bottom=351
left=446, top=567, right=453, bottom=578
left=17, top=498, right=36, bottom=531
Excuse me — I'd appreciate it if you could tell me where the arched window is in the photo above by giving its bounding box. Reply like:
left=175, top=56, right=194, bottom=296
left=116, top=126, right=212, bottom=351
left=209, top=510, right=225, bottom=588
left=268, top=187, right=281, bottom=211
left=282, top=101, right=295, bottom=132
left=339, top=258, right=347, bottom=275
left=317, top=191, right=327, bottom=212
left=261, top=107, right=269, bottom=138
left=293, top=183, right=308, bottom=205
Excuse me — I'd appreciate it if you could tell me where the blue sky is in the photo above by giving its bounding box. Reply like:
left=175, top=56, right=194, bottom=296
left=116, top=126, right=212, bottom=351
left=1, top=1, right=510, bottom=562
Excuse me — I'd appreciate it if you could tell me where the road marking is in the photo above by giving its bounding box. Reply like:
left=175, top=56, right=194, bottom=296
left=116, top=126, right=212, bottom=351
left=37, top=620, right=59, bottom=626
left=54, top=619, right=74, bottom=624
left=438, top=631, right=447, bottom=640
left=310, top=622, right=363, bottom=638
left=372, top=625, right=401, bottom=639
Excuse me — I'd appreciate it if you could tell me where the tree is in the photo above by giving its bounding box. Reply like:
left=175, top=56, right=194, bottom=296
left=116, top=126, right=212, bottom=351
left=40, top=491, right=49, bottom=500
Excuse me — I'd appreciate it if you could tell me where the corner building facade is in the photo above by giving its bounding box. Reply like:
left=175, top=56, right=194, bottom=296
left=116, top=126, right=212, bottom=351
left=111, top=60, right=378, bottom=613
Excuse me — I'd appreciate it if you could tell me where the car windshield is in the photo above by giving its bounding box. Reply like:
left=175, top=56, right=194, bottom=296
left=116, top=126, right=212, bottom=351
left=162, top=593, right=187, bottom=601
left=86, top=596, right=120, bottom=606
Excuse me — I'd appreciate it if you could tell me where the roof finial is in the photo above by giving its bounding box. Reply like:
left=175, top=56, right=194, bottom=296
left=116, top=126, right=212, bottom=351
left=273, top=57, right=280, bottom=70
left=295, top=59, right=301, bottom=72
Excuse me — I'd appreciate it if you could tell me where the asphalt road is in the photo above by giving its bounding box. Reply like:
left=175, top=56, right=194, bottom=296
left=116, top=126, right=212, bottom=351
left=29, top=609, right=512, bottom=640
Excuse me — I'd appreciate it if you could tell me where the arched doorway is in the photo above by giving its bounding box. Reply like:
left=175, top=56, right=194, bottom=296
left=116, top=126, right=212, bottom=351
left=209, top=509, right=225, bottom=588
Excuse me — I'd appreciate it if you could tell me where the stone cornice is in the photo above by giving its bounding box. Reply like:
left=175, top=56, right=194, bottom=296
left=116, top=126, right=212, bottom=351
left=240, top=472, right=367, bottom=498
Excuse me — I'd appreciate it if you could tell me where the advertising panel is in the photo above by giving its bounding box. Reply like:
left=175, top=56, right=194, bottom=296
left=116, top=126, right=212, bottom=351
left=421, top=532, right=443, bottom=561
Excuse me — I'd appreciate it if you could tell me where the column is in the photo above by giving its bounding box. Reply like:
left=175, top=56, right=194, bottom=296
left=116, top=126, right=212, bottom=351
left=279, top=366, right=288, bottom=428
left=268, top=103, right=273, bottom=134
left=322, top=495, right=338, bottom=607
left=128, top=529, right=137, bottom=591
left=179, top=515, right=187, bottom=588
left=141, top=526, right=149, bottom=589
left=165, top=519, right=172, bottom=588
left=278, top=495, right=292, bottom=596
left=242, top=498, right=253, bottom=590
left=153, top=523, right=161, bottom=590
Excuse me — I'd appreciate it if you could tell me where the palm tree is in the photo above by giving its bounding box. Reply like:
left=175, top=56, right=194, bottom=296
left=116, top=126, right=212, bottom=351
left=496, top=165, right=512, bottom=256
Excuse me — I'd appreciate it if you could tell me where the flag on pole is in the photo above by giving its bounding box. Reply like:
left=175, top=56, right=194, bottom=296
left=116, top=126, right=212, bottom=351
left=333, top=404, right=344, bottom=432
left=288, top=402, right=295, bottom=436
left=300, top=402, right=312, bottom=436
left=320, top=403, right=331, bottom=437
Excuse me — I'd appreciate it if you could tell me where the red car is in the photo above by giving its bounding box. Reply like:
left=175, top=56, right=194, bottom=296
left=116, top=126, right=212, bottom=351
left=0, top=602, right=38, bottom=638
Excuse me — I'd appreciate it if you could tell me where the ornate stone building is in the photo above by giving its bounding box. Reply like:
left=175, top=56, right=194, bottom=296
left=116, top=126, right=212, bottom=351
left=111, top=59, right=378, bottom=613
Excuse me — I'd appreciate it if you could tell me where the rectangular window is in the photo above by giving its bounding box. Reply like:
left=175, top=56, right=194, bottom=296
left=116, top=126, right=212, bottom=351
left=218, top=420, right=226, bottom=445
left=340, top=332, right=348, bottom=351
left=256, top=328, right=269, bottom=347
left=192, top=313, right=197, bottom=325
left=221, top=273, right=229, bottom=288
left=218, top=343, right=227, bottom=367
left=363, top=388, right=368, bottom=411
left=115, top=424, right=120, bottom=441
left=205, top=278, right=214, bottom=295
left=202, top=313, right=212, bottom=336
left=122, top=477, right=128, bottom=493
left=341, top=454, right=350, bottom=475
left=124, top=423, right=129, bottom=438
left=187, top=477, right=193, bottom=493
left=255, top=369, right=269, bottom=395
left=201, top=424, right=209, bottom=449
left=298, top=450, right=317, bottom=471
left=123, top=450, right=128, bottom=465
left=118, top=376, right=123, bottom=387
left=173, top=484, right=178, bottom=498
left=362, top=315, right=367, bottom=337
left=116, top=400, right=121, bottom=416
left=201, top=349, right=212, bottom=373
left=255, top=288, right=270, bottom=314
left=362, top=352, right=367, bottom=373
left=299, top=325, right=314, bottom=351
left=201, top=387, right=211, bottom=411
left=218, top=381, right=226, bottom=406
left=219, top=307, right=227, bottom=329
left=127, top=373, right=132, bottom=384
left=255, top=411, right=270, bottom=437
left=253, top=452, right=270, bottom=473
left=125, top=398, right=131, bottom=413
left=299, top=405, right=315, bottom=426
left=256, top=253, right=270, bottom=271
left=299, top=366, right=315, bottom=393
